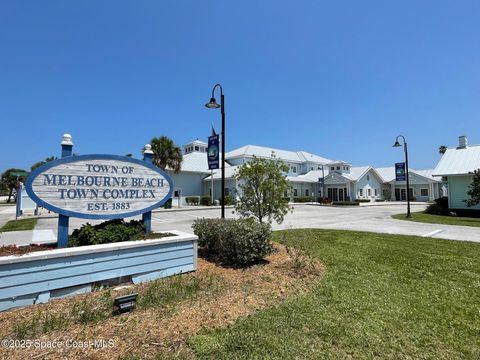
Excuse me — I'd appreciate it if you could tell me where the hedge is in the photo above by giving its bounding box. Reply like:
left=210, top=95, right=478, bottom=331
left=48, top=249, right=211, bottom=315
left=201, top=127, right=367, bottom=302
left=332, top=201, right=360, bottom=206
left=200, top=196, right=212, bottom=206
left=185, top=196, right=200, bottom=205
left=293, top=196, right=316, bottom=203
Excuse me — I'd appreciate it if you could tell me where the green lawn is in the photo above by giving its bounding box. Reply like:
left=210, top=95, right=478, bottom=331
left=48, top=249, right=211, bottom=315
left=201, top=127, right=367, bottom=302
left=392, top=211, right=480, bottom=227
left=0, top=218, right=38, bottom=232
left=189, top=229, right=480, bottom=359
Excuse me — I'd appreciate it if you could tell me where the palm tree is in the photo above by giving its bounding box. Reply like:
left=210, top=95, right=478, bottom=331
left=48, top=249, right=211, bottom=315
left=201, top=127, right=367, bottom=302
left=438, top=145, right=447, bottom=155
left=30, top=156, right=58, bottom=171
left=150, top=136, right=183, bottom=173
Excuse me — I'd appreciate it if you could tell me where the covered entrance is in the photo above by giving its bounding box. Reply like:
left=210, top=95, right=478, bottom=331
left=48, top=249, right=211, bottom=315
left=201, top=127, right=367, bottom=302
left=328, top=187, right=348, bottom=202
left=395, top=188, right=413, bottom=201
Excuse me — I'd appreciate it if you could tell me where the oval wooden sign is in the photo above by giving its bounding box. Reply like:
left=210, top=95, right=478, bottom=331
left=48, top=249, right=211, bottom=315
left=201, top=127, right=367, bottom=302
left=25, top=155, right=173, bottom=219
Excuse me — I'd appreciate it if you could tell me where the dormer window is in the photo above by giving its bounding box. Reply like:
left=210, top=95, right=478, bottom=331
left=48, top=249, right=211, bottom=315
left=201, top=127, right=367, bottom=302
left=336, top=166, right=340, bottom=170
left=331, top=167, right=335, bottom=171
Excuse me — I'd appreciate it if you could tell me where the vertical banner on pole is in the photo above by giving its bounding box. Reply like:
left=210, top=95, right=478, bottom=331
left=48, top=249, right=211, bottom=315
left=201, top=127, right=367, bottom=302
left=395, top=162, right=406, bottom=181
left=207, top=134, right=220, bottom=170
left=208, top=128, right=219, bottom=204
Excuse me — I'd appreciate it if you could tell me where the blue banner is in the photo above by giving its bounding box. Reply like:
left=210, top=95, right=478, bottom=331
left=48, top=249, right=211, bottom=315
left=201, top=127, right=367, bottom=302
left=395, top=162, right=406, bottom=181
left=208, top=135, right=220, bottom=170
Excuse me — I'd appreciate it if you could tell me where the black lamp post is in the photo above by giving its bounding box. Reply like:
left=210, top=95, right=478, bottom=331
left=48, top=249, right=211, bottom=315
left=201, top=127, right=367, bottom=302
left=393, top=135, right=411, bottom=218
left=205, top=84, right=225, bottom=219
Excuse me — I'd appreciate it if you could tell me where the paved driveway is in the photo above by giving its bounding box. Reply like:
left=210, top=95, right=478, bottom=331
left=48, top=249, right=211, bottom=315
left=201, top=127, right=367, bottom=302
left=6, top=203, right=480, bottom=244
left=149, top=204, right=480, bottom=243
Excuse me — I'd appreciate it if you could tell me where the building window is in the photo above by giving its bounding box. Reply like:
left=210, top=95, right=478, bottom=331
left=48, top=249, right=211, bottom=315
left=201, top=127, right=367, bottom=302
left=331, top=167, right=335, bottom=171
left=367, top=189, right=371, bottom=197
left=367, top=175, right=370, bottom=181
left=421, top=189, right=429, bottom=197
left=284, top=191, right=288, bottom=197
left=225, top=188, right=230, bottom=196
left=374, top=189, right=378, bottom=196
left=311, top=167, right=314, bottom=171
left=336, top=166, right=340, bottom=170
left=359, top=189, right=363, bottom=197
left=305, top=189, right=309, bottom=196
left=174, top=190, right=180, bottom=197
left=292, top=166, right=297, bottom=173
left=293, top=189, right=298, bottom=197
left=318, top=166, right=321, bottom=170
left=195, top=146, right=199, bottom=151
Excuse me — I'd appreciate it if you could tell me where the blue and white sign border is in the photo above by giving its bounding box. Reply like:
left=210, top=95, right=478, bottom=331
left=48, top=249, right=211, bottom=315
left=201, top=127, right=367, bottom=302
left=25, top=154, right=174, bottom=220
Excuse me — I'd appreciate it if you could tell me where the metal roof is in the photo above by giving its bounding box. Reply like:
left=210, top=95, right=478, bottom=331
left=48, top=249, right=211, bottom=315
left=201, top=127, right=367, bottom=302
left=433, top=145, right=480, bottom=176
left=203, top=164, right=238, bottom=181
left=375, top=166, right=440, bottom=182
left=226, top=145, right=332, bottom=164
left=169, top=152, right=219, bottom=174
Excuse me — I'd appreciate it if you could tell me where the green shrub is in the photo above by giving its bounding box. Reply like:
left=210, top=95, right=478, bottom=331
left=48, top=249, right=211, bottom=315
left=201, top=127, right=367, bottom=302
left=332, top=201, right=360, bottom=206
left=356, top=199, right=371, bottom=203
left=185, top=196, right=200, bottom=205
left=425, top=197, right=449, bottom=215
left=69, top=219, right=145, bottom=247
left=293, top=196, right=315, bottom=203
left=318, top=197, right=332, bottom=204
left=375, top=199, right=386, bottom=202
left=200, top=196, right=212, bottom=206
left=192, top=218, right=273, bottom=267
left=218, top=195, right=235, bottom=206
left=163, top=198, right=172, bottom=209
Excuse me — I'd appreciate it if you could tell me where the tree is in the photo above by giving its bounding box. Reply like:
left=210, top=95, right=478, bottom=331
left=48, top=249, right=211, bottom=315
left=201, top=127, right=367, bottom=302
left=30, top=156, right=57, bottom=171
left=234, top=155, right=292, bottom=224
left=464, top=169, right=480, bottom=207
left=0, top=168, right=27, bottom=203
left=150, top=136, right=183, bottom=173
left=438, top=145, right=447, bottom=155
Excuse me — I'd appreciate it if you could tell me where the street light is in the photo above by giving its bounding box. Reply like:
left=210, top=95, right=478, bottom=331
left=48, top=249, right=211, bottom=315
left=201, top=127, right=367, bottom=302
left=393, top=135, right=411, bottom=218
left=205, top=84, right=226, bottom=218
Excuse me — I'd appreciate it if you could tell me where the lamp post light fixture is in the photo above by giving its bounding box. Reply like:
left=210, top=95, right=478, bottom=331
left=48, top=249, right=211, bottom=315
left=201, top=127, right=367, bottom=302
left=205, top=84, right=226, bottom=219
left=393, top=135, right=411, bottom=218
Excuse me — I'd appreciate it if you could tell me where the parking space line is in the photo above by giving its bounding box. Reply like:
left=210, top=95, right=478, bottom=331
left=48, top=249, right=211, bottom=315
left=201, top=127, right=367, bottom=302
left=421, top=229, right=444, bottom=237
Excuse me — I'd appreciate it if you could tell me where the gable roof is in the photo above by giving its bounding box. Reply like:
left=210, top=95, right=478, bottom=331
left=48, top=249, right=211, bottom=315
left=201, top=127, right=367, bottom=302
left=433, top=145, right=480, bottom=176
left=203, top=164, right=238, bottom=181
left=287, top=169, right=329, bottom=183
left=375, top=166, right=440, bottom=182
left=226, top=145, right=332, bottom=164
left=171, top=151, right=220, bottom=174
left=346, top=166, right=372, bottom=181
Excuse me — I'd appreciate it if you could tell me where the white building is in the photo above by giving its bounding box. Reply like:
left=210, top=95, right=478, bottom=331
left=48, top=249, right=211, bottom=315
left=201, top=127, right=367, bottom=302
left=169, top=140, right=442, bottom=204
left=433, top=136, right=480, bottom=212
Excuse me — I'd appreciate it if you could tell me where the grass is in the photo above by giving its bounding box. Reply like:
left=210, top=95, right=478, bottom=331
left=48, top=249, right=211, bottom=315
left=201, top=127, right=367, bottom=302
left=0, top=217, right=38, bottom=232
left=189, top=229, right=480, bottom=359
left=392, top=211, right=480, bottom=227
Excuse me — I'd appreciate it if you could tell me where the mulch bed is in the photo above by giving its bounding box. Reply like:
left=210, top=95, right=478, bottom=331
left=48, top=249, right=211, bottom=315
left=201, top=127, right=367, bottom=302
left=0, top=244, right=56, bottom=256
left=0, top=244, right=324, bottom=359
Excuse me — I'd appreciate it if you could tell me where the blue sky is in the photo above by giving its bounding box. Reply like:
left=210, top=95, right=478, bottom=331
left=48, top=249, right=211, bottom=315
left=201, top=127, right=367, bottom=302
left=1, top=1, right=479, bottom=173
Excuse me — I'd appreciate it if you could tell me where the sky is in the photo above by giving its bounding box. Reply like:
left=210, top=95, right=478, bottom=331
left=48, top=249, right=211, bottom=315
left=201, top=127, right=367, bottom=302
left=1, top=1, right=479, bottom=173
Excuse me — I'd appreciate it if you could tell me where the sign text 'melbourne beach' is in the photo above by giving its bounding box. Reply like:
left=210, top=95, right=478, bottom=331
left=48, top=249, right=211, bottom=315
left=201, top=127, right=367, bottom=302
left=26, top=155, right=173, bottom=219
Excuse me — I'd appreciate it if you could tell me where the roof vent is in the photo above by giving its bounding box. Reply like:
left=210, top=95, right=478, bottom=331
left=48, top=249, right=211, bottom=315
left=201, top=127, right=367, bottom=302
left=457, top=136, right=468, bottom=149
